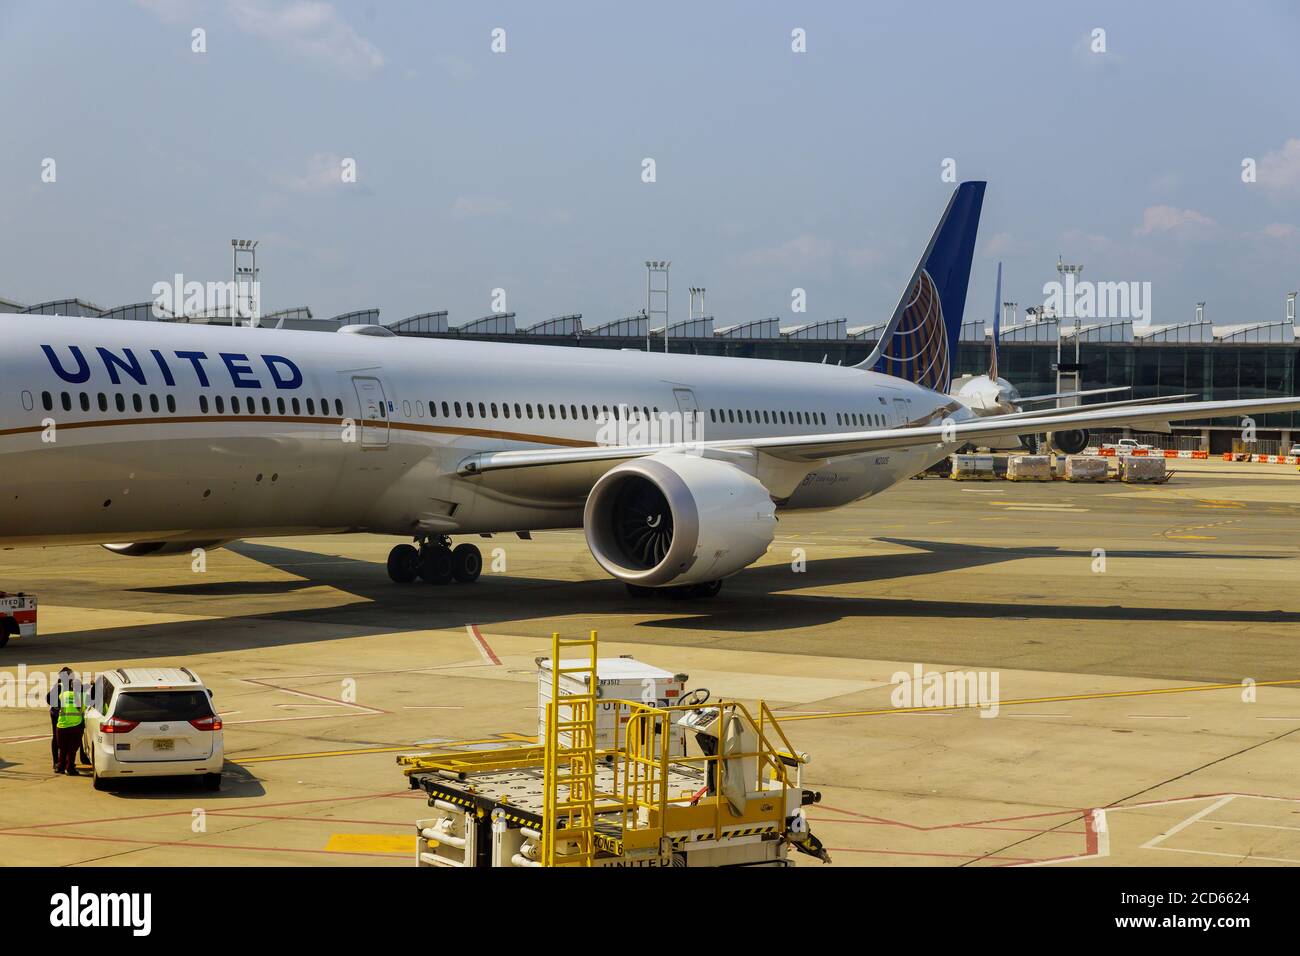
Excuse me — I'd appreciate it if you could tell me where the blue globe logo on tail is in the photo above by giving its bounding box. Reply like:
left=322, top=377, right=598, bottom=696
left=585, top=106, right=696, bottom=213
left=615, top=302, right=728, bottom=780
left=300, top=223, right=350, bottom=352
left=862, top=181, right=985, bottom=394
left=872, top=269, right=949, bottom=391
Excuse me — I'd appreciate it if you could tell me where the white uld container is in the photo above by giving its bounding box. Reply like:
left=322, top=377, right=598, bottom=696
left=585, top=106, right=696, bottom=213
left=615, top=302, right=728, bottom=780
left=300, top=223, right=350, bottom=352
left=1006, top=455, right=1052, bottom=481
left=537, top=657, right=687, bottom=756
left=1119, top=455, right=1166, bottom=482
left=1065, top=456, right=1109, bottom=481
left=951, top=454, right=996, bottom=479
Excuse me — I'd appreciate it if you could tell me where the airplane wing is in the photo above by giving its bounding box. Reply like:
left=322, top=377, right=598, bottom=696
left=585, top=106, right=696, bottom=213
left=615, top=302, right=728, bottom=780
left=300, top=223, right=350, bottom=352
left=974, top=393, right=1197, bottom=423
left=1015, top=386, right=1130, bottom=405
left=459, top=395, right=1300, bottom=478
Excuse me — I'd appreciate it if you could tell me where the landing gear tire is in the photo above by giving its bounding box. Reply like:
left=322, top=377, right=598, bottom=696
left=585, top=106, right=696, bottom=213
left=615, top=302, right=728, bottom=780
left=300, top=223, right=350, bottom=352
left=450, top=543, right=483, bottom=583
left=386, top=544, right=421, bottom=584
left=418, top=545, right=454, bottom=585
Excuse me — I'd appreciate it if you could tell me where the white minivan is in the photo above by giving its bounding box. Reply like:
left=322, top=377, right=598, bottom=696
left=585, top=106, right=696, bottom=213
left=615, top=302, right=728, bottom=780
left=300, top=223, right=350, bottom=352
left=82, top=667, right=224, bottom=791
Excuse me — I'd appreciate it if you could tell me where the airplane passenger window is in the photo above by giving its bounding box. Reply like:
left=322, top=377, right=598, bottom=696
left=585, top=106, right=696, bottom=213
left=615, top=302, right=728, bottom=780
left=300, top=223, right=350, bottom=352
left=261, top=397, right=271, bottom=414
left=466, top=402, right=474, bottom=418
left=98, top=393, right=108, bottom=412
left=133, top=394, right=143, bottom=412
left=402, top=400, right=411, bottom=417
left=455, top=402, right=463, bottom=416
left=548, top=404, right=556, bottom=419
left=514, top=403, right=522, bottom=418
left=200, top=395, right=209, bottom=413
left=42, top=391, right=52, bottom=411
left=79, top=392, right=90, bottom=411
left=166, top=394, right=176, bottom=413
left=490, top=403, right=498, bottom=417
left=115, top=394, right=125, bottom=412
left=216, top=396, right=225, bottom=413
left=334, top=399, right=343, bottom=416
left=478, top=402, right=486, bottom=417
left=277, top=397, right=286, bottom=415
left=571, top=405, right=578, bottom=419
left=581, top=406, right=588, bottom=420
left=293, top=398, right=301, bottom=415
left=559, top=405, right=567, bottom=420
left=150, top=395, right=160, bottom=413
left=247, top=397, right=256, bottom=414
left=441, top=402, right=450, bottom=417
left=306, top=398, right=314, bottom=415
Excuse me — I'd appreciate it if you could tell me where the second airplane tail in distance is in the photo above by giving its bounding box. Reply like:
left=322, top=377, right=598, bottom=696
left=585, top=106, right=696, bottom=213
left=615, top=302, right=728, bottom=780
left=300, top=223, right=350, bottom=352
left=858, top=181, right=986, bottom=394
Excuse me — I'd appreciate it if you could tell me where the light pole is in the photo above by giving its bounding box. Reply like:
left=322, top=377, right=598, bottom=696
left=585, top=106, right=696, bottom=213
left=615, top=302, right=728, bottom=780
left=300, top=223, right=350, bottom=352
left=231, top=239, right=259, bottom=325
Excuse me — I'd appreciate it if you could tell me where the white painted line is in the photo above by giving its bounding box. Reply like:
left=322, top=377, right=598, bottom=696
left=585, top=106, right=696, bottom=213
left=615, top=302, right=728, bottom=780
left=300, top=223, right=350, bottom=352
left=1147, top=845, right=1300, bottom=864
left=1126, top=715, right=1191, bottom=719
left=1140, top=794, right=1236, bottom=850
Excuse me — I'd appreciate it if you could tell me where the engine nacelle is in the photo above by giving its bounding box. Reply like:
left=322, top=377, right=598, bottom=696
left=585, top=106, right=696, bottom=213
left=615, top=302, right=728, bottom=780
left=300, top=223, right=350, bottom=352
left=102, top=540, right=232, bottom=557
left=583, top=453, right=776, bottom=587
left=1047, top=429, right=1090, bottom=455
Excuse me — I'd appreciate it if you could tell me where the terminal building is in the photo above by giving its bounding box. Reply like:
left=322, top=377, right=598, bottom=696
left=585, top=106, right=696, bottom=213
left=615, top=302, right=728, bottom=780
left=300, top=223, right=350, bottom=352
left=5, top=290, right=1298, bottom=452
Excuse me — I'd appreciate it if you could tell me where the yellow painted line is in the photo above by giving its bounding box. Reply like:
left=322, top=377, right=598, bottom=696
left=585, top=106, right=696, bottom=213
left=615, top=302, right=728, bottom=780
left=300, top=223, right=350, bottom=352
left=239, top=736, right=523, bottom=764
left=781, top=678, right=1300, bottom=722
left=326, top=834, right=417, bottom=854
left=1166, top=535, right=1215, bottom=540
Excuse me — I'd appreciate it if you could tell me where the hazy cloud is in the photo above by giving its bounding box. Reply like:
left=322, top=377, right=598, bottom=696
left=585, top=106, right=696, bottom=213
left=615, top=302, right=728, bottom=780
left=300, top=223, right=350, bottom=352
left=450, top=196, right=510, bottom=220
left=1134, top=205, right=1216, bottom=237
left=735, top=235, right=835, bottom=274
left=227, top=0, right=384, bottom=76
left=1257, top=138, right=1300, bottom=196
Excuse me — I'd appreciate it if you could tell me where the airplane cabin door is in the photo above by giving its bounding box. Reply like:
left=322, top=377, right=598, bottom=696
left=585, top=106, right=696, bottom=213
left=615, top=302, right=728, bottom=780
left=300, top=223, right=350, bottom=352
left=352, top=376, right=390, bottom=449
left=672, top=387, right=701, bottom=441
left=892, top=397, right=910, bottom=427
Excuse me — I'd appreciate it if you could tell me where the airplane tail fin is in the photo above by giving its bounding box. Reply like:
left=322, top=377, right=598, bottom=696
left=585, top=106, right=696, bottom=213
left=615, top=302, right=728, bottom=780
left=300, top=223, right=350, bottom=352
left=989, top=261, right=1002, bottom=381
left=856, top=181, right=985, bottom=392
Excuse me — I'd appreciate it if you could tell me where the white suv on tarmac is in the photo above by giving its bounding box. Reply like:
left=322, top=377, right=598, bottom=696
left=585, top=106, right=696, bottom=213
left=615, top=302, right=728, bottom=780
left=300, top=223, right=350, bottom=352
left=82, top=667, right=224, bottom=791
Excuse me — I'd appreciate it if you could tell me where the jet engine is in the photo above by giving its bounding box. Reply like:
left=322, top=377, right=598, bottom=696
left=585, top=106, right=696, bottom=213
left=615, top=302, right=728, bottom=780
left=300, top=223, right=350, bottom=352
left=102, top=540, right=232, bottom=556
left=1047, top=429, right=1090, bottom=454
left=583, top=453, right=776, bottom=588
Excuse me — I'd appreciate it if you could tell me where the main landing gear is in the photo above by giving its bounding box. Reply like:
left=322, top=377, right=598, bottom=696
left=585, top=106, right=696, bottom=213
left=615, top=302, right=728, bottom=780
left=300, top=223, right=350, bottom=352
left=387, top=537, right=482, bottom=585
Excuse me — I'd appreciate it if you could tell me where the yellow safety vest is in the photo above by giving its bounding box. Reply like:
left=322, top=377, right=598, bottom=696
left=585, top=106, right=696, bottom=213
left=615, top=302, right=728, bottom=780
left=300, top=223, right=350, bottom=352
left=56, top=689, right=83, bottom=729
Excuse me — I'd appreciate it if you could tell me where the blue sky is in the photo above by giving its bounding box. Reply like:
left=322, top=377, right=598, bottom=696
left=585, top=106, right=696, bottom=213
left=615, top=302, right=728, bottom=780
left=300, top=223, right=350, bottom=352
left=1, top=0, right=1297, bottom=328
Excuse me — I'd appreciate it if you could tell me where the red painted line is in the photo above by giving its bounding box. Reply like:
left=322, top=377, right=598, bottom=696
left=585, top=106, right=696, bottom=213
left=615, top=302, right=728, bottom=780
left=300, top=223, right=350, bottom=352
left=810, top=818, right=1084, bottom=835
left=467, top=623, right=501, bottom=666
left=210, top=813, right=409, bottom=827
left=0, top=790, right=415, bottom=834
left=828, top=846, right=1041, bottom=864
left=1083, top=808, right=1099, bottom=857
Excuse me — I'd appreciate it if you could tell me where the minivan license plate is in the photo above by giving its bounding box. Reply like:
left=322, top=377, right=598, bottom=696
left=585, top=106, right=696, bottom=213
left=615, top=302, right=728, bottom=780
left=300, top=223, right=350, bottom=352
left=153, top=739, right=174, bottom=751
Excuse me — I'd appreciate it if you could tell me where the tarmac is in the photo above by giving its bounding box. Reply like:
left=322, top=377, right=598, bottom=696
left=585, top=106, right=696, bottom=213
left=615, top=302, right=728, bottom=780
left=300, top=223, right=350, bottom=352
left=2, top=457, right=1298, bottom=867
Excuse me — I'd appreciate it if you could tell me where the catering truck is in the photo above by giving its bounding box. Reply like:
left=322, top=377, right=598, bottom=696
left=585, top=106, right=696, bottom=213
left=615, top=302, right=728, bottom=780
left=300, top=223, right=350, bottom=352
left=0, top=591, right=36, bottom=648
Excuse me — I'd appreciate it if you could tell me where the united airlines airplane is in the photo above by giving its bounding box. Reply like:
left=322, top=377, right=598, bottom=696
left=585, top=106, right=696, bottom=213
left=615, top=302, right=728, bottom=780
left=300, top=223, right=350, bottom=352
left=3, top=183, right=1297, bottom=597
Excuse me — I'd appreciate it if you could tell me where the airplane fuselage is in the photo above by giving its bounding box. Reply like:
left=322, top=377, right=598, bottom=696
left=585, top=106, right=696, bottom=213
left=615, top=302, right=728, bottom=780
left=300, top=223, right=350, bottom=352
left=0, top=314, right=968, bottom=549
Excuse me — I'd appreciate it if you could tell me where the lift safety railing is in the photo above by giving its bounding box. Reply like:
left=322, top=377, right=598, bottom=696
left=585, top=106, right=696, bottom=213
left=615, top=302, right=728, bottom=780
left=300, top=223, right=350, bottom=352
left=397, top=630, right=809, bottom=864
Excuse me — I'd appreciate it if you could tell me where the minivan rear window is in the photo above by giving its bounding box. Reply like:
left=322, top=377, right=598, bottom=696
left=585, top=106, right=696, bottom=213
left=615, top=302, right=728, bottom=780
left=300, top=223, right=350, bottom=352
left=111, top=690, right=212, bottom=722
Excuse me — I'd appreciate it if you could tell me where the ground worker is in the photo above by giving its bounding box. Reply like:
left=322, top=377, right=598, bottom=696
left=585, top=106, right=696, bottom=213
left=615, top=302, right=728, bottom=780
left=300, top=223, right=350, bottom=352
left=54, top=681, right=85, bottom=776
left=46, top=667, right=88, bottom=771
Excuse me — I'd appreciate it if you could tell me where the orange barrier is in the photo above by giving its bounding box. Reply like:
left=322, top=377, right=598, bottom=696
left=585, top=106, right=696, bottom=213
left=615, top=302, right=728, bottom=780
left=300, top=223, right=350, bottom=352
left=1088, top=447, right=1208, bottom=460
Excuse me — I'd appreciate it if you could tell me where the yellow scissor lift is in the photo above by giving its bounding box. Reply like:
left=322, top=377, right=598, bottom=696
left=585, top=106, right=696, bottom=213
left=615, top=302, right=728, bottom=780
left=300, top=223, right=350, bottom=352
left=399, top=631, right=829, bottom=868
